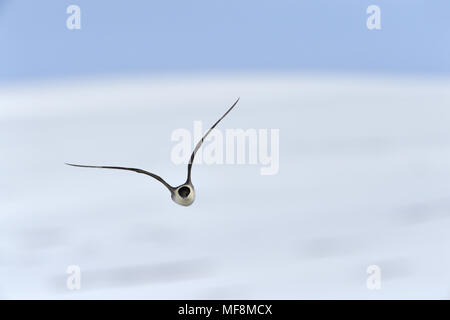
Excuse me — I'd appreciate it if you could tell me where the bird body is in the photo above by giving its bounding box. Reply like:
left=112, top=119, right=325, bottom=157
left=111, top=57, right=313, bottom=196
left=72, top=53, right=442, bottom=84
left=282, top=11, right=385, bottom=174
left=67, top=98, right=239, bottom=206
left=172, top=184, right=195, bottom=206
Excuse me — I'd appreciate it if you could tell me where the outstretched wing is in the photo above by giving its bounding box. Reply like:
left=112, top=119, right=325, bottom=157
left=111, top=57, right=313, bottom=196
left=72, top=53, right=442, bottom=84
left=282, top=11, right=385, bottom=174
left=186, top=98, right=240, bottom=183
left=66, top=163, right=174, bottom=192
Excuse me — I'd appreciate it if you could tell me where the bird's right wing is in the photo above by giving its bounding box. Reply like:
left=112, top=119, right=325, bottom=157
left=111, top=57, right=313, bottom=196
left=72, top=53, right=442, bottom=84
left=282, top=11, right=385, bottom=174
left=66, top=163, right=174, bottom=192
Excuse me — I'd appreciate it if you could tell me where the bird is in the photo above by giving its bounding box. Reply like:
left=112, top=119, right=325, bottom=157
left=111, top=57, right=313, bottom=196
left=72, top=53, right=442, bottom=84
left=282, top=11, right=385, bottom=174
left=66, top=98, right=240, bottom=206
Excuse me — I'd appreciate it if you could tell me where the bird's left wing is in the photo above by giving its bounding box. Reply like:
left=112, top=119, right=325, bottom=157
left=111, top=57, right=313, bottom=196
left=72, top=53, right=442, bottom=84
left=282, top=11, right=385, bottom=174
left=186, top=98, right=240, bottom=183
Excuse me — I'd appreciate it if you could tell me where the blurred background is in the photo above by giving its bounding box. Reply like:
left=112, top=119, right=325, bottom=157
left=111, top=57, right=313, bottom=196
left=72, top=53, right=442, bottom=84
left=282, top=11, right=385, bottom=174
left=1, top=0, right=450, bottom=299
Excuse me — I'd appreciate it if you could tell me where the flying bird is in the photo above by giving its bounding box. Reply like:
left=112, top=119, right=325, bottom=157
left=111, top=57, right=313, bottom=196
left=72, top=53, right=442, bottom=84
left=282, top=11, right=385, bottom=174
left=66, top=98, right=240, bottom=206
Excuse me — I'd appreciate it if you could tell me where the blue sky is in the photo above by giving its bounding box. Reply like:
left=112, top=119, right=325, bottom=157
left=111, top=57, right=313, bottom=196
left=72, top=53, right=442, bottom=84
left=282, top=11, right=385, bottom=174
left=0, top=0, right=449, bottom=83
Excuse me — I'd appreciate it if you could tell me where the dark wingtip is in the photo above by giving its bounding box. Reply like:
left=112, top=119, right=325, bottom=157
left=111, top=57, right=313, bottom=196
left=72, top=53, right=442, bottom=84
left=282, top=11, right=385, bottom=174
left=66, top=163, right=85, bottom=168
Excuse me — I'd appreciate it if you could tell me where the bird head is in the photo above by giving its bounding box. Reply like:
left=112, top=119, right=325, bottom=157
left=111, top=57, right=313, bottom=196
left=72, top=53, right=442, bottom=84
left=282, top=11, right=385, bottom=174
left=171, top=184, right=195, bottom=206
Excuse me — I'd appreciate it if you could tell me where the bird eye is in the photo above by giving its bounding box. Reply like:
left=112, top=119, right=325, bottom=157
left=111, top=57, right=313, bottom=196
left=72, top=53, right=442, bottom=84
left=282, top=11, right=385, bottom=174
left=178, top=186, right=191, bottom=198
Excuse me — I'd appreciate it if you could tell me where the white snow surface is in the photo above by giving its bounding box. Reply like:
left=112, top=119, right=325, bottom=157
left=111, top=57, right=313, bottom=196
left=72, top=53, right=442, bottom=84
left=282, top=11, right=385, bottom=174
left=1, top=73, right=450, bottom=299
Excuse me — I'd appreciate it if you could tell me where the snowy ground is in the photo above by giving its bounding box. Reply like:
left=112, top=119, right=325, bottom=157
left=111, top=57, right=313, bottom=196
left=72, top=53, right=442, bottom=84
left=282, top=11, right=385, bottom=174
left=1, top=73, right=450, bottom=299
